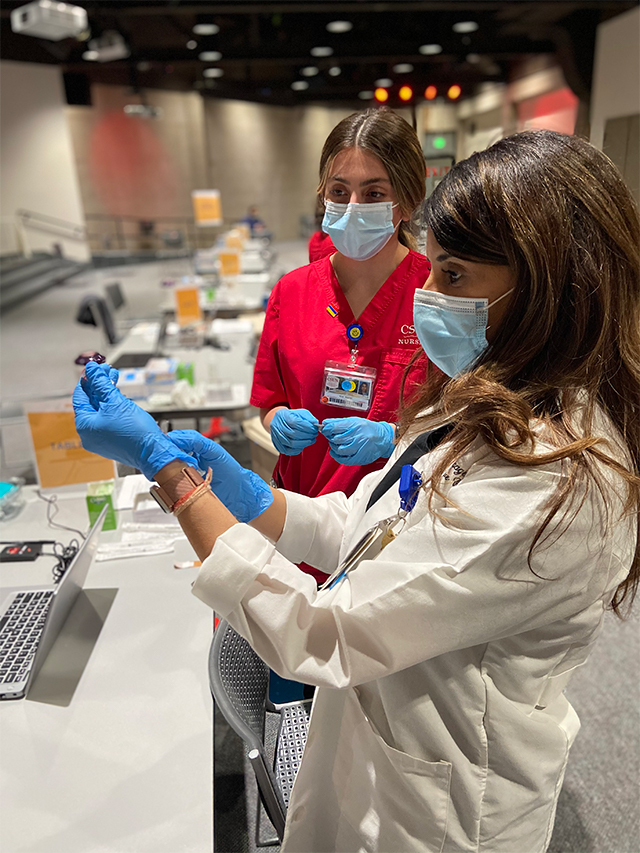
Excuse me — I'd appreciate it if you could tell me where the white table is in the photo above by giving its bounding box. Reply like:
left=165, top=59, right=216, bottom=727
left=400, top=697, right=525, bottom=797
left=0, top=488, right=214, bottom=853
left=160, top=273, right=273, bottom=317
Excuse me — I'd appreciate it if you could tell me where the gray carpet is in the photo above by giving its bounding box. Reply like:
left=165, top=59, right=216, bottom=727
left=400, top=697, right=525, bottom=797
left=548, top=608, right=640, bottom=853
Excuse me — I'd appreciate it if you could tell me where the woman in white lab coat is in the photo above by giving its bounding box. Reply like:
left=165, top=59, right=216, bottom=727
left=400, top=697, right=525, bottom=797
left=74, top=130, right=640, bottom=853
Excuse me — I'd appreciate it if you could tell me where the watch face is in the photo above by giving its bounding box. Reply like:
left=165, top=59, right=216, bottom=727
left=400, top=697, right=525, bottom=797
left=150, top=486, right=172, bottom=513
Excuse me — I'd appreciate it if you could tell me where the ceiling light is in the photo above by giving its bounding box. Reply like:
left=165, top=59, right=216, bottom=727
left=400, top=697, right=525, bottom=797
left=424, top=85, right=437, bottom=100
left=419, top=44, right=442, bottom=55
left=199, top=51, right=222, bottom=61
left=186, top=40, right=197, bottom=50
left=82, top=49, right=98, bottom=61
left=203, top=67, right=224, bottom=78
left=393, top=63, right=413, bottom=73
left=301, top=66, right=319, bottom=77
left=453, top=21, right=478, bottom=33
left=328, top=66, right=342, bottom=77
left=311, top=46, right=333, bottom=57
left=358, top=91, right=374, bottom=100
left=466, top=53, right=481, bottom=63
left=291, top=80, right=309, bottom=91
left=447, top=84, right=462, bottom=100
left=374, top=88, right=389, bottom=103
left=193, top=23, right=219, bottom=36
left=399, top=85, right=413, bottom=102
left=374, top=78, right=393, bottom=88
left=327, top=20, right=352, bottom=34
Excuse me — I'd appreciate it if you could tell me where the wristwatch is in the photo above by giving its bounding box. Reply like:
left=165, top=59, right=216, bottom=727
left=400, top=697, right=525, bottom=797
left=150, top=467, right=205, bottom=514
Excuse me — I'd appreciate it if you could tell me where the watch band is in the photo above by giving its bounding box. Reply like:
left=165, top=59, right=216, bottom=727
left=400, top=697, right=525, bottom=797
left=150, top=467, right=205, bottom=514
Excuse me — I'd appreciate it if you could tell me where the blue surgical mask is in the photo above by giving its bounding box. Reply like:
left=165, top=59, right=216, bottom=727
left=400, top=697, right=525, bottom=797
left=413, top=288, right=514, bottom=377
left=322, top=200, right=399, bottom=261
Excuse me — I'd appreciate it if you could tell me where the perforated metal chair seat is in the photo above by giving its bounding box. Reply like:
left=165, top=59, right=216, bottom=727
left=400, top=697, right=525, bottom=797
left=275, top=701, right=311, bottom=807
left=209, top=620, right=312, bottom=843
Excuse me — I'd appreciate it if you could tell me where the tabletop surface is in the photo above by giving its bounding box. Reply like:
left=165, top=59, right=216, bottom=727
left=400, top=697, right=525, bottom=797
left=0, top=488, right=214, bottom=853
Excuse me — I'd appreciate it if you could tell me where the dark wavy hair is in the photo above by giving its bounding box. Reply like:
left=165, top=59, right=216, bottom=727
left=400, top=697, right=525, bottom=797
left=399, top=130, right=640, bottom=615
left=317, top=108, right=426, bottom=250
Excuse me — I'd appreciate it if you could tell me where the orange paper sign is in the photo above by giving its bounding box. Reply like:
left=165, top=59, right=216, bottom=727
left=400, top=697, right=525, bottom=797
left=218, top=250, right=241, bottom=276
left=27, top=406, right=115, bottom=489
left=225, top=230, right=244, bottom=250
left=191, top=190, right=222, bottom=226
left=175, top=287, right=203, bottom=327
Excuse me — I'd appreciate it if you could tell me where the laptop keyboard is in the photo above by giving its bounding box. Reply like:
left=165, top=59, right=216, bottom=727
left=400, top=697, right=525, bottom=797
left=0, top=591, right=54, bottom=686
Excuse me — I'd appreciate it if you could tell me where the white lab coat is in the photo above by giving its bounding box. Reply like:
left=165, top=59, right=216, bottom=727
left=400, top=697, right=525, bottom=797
left=192, top=422, right=633, bottom=853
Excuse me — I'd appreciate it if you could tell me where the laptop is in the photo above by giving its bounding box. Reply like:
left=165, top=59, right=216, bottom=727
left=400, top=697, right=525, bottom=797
left=0, top=505, right=106, bottom=700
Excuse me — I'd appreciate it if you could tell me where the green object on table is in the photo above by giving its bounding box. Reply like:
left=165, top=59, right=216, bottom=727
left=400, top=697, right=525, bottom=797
left=176, top=361, right=195, bottom=386
left=205, top=286, right=216, bottom=304
left=86, top=480, right=117, bottom=531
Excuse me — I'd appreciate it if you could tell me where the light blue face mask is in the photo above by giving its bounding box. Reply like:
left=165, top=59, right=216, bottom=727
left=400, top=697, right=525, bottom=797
left=413, top=288, right=514, bottom=377
left=322, top=200, right=399, bottom=261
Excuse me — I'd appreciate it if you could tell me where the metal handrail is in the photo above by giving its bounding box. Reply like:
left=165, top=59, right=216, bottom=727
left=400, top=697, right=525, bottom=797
left=15, top=210, right=229, bottom=254
left=16, top=209, right=86, bottom=240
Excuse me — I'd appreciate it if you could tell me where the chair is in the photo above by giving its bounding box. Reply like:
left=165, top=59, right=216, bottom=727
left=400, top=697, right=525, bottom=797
left=208, top=619, right=312, bottom=845
left=75, top=294, right=119, bottom=346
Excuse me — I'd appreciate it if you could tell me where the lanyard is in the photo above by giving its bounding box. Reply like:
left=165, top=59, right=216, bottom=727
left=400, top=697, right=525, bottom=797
left=319, top=425, right=454, bottom=592
left=319, top=463, right=424, bottom=591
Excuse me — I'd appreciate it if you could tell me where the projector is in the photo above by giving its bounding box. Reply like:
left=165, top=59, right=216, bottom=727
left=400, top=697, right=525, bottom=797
left=10, top=1, right=87, bottom=41
left=87, top=30, right=130, bottom=62
left=124, top=104, right=164, bottom=120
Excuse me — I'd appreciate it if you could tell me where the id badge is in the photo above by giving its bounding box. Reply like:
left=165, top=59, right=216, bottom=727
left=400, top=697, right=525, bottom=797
left=321, top=360, right=376, bottom=412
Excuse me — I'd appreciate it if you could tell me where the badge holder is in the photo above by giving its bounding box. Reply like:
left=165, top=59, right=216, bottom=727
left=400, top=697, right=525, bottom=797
left=321, top=361, right=377, bottom=412
left=319, top=465, right=423, bottom=591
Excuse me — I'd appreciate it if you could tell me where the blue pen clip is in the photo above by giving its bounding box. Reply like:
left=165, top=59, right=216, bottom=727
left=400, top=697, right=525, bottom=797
left=399, top=464, right=422, bottom=513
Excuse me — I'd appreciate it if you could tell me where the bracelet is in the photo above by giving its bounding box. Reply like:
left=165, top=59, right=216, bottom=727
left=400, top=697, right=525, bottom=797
left=172, top=468, right=213, bottom=516
left=173, top=482, right=212, bottom=518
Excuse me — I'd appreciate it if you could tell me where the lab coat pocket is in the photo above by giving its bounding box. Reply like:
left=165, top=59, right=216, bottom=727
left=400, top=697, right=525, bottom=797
left=334, top=690, right=452, bottom=853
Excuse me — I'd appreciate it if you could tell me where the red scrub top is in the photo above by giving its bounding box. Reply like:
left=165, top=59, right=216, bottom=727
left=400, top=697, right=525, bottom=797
left=308, top=230, right=335, bottom=263
left=251, top=250, right=430, bottom=580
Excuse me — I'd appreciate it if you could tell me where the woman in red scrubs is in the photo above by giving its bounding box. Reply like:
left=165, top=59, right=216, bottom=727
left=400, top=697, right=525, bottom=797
left=251, top=108, right=430, bottom=581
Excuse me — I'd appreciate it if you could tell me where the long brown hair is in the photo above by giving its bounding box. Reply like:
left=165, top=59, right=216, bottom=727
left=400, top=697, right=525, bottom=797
left=317, top=108, right=426, bottom=250
left=399, top=130, right=640, bottom=615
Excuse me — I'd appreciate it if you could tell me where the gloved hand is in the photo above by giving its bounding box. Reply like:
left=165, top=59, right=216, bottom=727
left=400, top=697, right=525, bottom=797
left=321, top=418, right=395, bottom=466
left=82, top=362, right=120, bottom=410
left=73, top=360, right=197, bottom=481
left=168, top=430, right=274, bottom=523
left=269, top=408, right=320, bottom=456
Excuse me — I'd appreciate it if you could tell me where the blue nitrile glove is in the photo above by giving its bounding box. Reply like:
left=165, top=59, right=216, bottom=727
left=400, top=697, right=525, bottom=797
left=270, top=408, right=320, bottom=456
left=82, top=363, right=120, bottom=410
left=73, top=360, right=197, bottom=480
left=168, top=430, right=274, bottom=523
left=321, top=418, right=395, bottom=465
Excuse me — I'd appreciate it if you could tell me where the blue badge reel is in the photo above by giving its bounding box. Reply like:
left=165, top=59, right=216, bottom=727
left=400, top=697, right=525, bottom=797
left=321, top=360, right=377, bottom=411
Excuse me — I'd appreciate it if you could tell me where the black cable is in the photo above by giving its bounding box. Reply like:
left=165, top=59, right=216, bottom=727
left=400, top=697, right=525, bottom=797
left=0, top=537, right=79, bottom=584
left=36, top=490, right=87, bottom=540
left=46, top=540, right=80, bottom=583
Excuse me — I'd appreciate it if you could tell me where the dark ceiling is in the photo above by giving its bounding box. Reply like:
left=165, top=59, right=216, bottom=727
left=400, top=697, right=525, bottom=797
left=1, top=1, right=636, bottom=107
